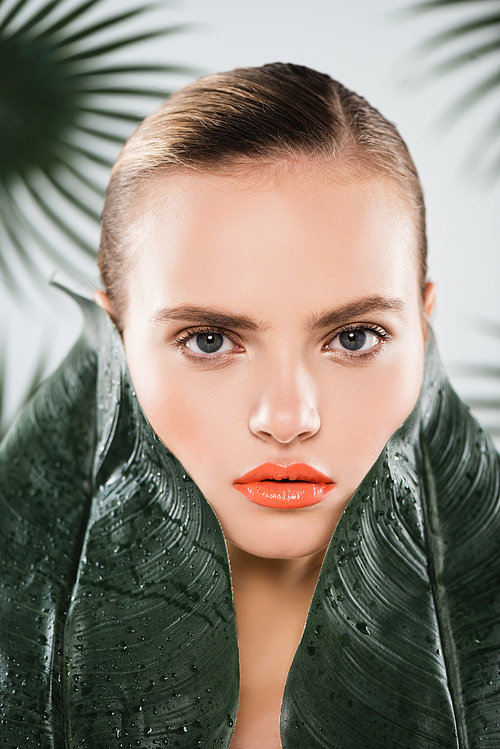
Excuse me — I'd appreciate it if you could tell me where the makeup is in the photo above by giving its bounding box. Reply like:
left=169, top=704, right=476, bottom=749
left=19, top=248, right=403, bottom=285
left=233, top=463, right=334, bottom=509
left=123, top=169, right=427, bottom=557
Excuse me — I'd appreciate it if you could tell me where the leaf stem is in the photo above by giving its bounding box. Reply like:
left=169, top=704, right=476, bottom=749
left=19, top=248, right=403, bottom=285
left=421, top=438, right=469, bottom=749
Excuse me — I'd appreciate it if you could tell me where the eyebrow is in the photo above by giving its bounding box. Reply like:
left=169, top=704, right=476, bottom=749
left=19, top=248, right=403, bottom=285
left=152, top=305, right=261, bottom=331
left=152, top=297, right=405, bottom=331
left=308, top=297, right=406, bottom=329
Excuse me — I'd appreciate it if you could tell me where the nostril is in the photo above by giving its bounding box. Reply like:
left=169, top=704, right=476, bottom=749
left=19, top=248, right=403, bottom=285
left=248, top=372, right=320, bottom=443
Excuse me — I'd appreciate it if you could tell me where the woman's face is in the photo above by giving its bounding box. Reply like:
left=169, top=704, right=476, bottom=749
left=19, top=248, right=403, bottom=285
left=112, top=164, right=434, bottom=559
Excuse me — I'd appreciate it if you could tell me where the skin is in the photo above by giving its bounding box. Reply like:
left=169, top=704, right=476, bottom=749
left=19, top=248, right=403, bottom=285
left=96, top=162, right=435, bottom=749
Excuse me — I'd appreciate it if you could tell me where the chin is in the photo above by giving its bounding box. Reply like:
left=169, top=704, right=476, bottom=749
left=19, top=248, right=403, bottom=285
left=227, top=524, right=332, bottom=560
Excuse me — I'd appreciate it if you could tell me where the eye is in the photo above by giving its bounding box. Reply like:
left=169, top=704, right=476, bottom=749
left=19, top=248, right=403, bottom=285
left=184, top=330, right=237, bottom=356
left=325, top=327, right=385, bottom=354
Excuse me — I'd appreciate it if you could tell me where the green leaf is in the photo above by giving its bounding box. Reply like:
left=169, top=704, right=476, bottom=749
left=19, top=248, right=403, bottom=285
left=399, top=0, right=500, bottom=185
left=0, top=0, right=31, bottom=34
left=1, top=299, right=498, bottom=746
left=29, top=0, right=107, bottom=39
left=439, top=69, right=500, bottom=124
left=50, top=156, right=105, bottom=197
left=282, top=337, right=500, bottom=746
left=39, top=166, right=101, bottom=222
left=72, top=122, right=128, bottom=145
left=409, top=39, right=500, bottom=88
left=0, top=195, right=48, bottom=287
left=0, top=0, right=192, bottom=298
left=0, top=179, right=98, bottom=278
left=413, top=11, right=500, bottom=54
left=76, top=85, right=171, bottom=98
left=22, top=175, right=98, bottom=257
left=0, top=218, right=24, bottom=295
left=60, top=24, right=191, bottom=64
left=73, top=63, right=200, bottom=77
left=404, top=0, right=499, bottom=15
left=0, top=298, right=239, bottom=746
left=72, top=104, right=145, bottom=124
left=8, top=0, right=62, bottom=39
left=51, top=134, right=116, bottom=168
left=48, top=5, right=161, bottom=49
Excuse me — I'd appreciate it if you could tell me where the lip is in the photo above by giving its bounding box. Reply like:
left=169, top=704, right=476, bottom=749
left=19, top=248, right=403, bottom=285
left=233, top=462, right=334, bottom=509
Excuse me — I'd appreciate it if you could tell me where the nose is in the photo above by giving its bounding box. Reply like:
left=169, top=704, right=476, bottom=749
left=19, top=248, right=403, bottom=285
left=248, top=362, right=321, bottom=444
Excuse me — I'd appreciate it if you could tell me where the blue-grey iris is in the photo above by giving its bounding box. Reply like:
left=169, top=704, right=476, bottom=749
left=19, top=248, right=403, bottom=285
left=339, top=330, right=366, bottom=351
left=196, top=332, right=224, bottom=353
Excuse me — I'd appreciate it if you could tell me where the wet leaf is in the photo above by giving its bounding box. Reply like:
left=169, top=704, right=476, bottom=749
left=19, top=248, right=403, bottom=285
left=0, top=298, right=238, bottom=747
left=283, top=329, right=500, bottom=747
left=1, top=297, right=499, bottom=747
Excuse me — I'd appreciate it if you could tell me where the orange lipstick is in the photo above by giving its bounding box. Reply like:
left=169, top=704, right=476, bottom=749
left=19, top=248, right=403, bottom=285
left=233, top=463, right=334, bottom=509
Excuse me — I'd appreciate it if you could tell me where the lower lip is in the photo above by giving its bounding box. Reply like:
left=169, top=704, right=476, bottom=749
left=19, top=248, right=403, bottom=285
left=233, top=481, right=333, bottom=509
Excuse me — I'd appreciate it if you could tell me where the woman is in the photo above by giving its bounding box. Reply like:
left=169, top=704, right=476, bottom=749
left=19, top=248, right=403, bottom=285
left=1, top=63, right=499, bottom=748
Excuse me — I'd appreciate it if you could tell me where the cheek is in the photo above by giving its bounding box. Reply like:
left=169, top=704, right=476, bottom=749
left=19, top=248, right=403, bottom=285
left=125, top=344, right=239, bottom=470
left=325, top=342, right=424, bottom=486
left=148, top=388, right=234, bottom=458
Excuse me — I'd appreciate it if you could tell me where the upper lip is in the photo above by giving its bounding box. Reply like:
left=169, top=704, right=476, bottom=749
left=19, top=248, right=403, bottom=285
left=234, top=462, right=333, bottom=484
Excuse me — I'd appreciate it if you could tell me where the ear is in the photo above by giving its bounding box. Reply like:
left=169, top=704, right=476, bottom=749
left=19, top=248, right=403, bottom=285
left=94, top=290, right=113, bottom=317
left=421, top=282, right=436, bottom=342
left=423, top=281, right=436, bottom=317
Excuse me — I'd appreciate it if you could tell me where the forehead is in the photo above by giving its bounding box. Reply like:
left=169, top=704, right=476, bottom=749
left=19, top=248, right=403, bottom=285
left=124, top=164, right=420, bottom=321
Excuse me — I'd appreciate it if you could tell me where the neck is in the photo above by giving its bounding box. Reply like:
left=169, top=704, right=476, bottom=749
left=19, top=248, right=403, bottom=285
left=226, top=540, right=327, bottom=589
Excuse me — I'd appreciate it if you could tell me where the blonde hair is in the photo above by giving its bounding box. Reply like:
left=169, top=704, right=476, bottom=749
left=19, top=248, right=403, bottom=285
left=99, top=63, right=427, bottom=322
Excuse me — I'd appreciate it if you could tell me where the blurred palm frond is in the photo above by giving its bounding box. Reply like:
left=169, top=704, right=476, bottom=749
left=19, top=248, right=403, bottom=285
left=0, top=0, right=195, bottom=298
left=400, top=0, right=500, bottom=183
left=450, top=345, right=500, bottom=439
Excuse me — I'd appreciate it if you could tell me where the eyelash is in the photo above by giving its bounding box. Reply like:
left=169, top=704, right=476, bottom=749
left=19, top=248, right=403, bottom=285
left=174, top=323, right=390, bottom=362
left=323, top=323, right=390, bottom=359
left=174, top=326, right=241, bottom=362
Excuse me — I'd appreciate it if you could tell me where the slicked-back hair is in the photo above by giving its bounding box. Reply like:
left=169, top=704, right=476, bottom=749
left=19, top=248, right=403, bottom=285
left=99, top=63, right=427, bottom=323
